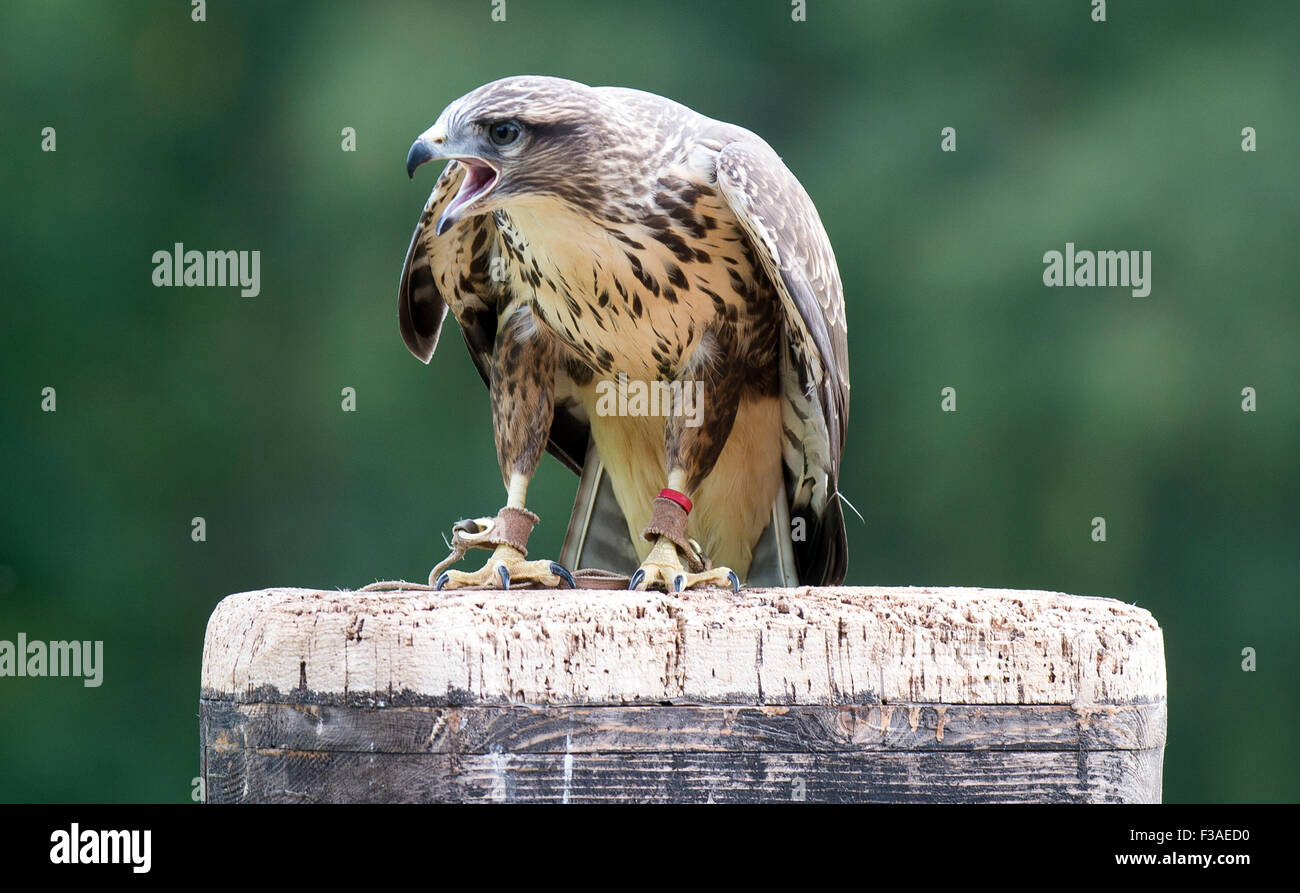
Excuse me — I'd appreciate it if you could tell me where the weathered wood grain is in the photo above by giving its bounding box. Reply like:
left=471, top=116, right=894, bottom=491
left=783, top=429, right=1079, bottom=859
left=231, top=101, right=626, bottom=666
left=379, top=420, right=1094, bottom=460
left=201, top=586, right=1166, bottom=706
left=202, top=747, right=1163, bottom=804
left=202, top=701, right=1166, bottom=754
left=200, top=586, right=1167, bottom=803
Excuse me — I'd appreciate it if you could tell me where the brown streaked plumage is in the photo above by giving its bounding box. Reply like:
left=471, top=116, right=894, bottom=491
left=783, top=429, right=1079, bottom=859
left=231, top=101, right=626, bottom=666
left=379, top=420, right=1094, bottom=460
left=400, top=75, right=849, bottom=591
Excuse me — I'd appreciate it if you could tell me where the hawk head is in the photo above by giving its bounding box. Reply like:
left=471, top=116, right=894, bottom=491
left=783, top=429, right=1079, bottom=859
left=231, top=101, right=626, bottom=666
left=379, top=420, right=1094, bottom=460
left=405, top=75, right=612, bottom=235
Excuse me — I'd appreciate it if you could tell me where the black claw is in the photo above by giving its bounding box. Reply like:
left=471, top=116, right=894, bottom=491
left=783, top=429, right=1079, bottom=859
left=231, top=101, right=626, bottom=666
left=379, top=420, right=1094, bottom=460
left=498, top=565, right=511, bottom=591
left=673, top=574, right=686, bottom=593
left=435, top=572, right=450, bottom=591
left=628, top=568, right=646, bottom=591
left=728, top=570, right=741, bottom=593
left=550, top=562, right=577, bottom=589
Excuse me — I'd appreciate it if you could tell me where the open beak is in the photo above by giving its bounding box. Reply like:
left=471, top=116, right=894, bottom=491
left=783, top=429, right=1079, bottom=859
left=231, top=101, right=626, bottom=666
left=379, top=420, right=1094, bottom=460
left=406, top=136, right=500, bottom=236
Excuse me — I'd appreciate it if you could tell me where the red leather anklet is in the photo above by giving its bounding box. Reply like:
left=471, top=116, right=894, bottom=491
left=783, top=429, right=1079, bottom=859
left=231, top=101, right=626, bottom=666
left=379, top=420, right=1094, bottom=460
left=658, top=488, right=692, bottom=514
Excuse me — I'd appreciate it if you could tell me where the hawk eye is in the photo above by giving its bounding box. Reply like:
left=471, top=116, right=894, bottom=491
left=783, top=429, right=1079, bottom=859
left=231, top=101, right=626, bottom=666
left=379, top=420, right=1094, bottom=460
left=487, top=121, right=521, bottom=146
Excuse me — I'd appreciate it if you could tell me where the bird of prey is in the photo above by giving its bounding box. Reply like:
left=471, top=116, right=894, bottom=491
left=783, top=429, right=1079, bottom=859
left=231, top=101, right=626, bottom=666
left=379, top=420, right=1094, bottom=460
left=400, top=75, right=848, bottom=592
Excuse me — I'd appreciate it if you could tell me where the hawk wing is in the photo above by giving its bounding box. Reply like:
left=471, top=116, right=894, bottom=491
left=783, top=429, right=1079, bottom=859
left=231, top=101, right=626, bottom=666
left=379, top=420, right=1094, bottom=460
left=714, top=140, right=850, bottom=585
left=398, top=160, right=588, bottom=473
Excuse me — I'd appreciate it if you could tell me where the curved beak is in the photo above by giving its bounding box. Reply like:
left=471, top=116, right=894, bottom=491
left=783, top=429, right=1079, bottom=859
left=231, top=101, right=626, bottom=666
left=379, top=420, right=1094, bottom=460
left=406, top=137, right=442, bottom=179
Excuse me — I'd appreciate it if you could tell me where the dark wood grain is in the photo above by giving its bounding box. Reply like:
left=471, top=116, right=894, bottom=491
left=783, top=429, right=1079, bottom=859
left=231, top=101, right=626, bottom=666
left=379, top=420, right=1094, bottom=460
left=203, top=700, right=1165, bottom=753
left=201, top=699, right=1165, bottom=803
left=202, top=745, right=1163, bottom=804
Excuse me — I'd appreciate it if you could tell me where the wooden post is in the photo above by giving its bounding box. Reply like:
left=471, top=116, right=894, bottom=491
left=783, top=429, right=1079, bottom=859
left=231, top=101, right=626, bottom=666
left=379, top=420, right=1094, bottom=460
left=200, top=586, right=1166, bottom=803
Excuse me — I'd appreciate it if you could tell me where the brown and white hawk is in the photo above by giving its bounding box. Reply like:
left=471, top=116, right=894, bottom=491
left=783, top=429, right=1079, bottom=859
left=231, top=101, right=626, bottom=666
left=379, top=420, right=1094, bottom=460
left=399, top=75, right=848, bottom=592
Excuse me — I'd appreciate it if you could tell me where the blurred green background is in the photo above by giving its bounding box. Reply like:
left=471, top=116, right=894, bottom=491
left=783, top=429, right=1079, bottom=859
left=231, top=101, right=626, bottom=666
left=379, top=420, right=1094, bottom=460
left=1, top=0, right=1296, bottom=803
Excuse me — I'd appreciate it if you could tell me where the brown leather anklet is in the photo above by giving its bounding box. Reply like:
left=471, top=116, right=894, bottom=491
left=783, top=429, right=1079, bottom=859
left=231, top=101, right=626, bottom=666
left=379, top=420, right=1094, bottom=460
left=640, top=496, right=709, bottom=574
left=425, top=506, right=540, bottom=583
left=488, top=506, right=540, bottom=555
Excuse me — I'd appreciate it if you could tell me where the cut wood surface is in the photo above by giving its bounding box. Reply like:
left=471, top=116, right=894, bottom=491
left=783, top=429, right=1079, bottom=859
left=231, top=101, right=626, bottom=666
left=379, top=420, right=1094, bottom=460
left=201, top=586, right=1165, bottom=707
left=200, top=586, right=1167, bottom=803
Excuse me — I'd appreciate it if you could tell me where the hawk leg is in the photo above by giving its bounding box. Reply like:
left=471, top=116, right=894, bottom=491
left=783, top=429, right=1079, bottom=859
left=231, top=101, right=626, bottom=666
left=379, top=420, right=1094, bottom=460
left=431, top=505, right=575, bottom=590
left=630, top=325, right=744, bottom=593
left=433, top=306, right=574, bottom=591
left=630, top=495, right=740, bottom=593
